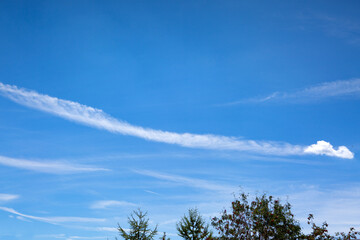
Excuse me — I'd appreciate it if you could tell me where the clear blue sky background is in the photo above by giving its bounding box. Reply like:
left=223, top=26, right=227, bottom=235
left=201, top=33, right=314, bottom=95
left=0, top=1, right=360, bottom=239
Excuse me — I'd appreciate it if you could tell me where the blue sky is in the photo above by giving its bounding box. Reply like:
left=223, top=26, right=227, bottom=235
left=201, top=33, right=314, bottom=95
left=0, top=1, right=360, bottom=239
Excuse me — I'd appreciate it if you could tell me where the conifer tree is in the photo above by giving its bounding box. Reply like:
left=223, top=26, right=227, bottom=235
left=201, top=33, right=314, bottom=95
left=117, top=209, right=158, bottom=240
left=177, top=208, right=212, bottom=240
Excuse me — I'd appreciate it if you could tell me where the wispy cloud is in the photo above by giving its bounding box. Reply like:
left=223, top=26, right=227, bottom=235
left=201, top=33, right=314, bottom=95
left=90, top=200, right=137, bottom=209
left=0, top=155, right=108, bottom=174
left=287, top=184, right=360, bottom=233
left=298, top=13, right=360, bottom=45
left=0, top=207, right=105, bottom=224
left=35, top=234, right=68, bottom=239
left=95, top=227, right=118, bottom=232
left=66, top=237, right=108, bottom=240
left=225, top=78, right=360, bottom=105
left=134, top=169, right=237, bottom=193
left=36, top=234, right=108, bottom=240
left=0, top=193, right=19, bottom=202
left=144, top=190, right=161, bottom=195
left=0, top=82, right=353, bottom=159
left=16, top=215, right=32, bottom=222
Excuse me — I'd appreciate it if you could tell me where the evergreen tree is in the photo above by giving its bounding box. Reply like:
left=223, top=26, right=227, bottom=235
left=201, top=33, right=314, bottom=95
left=117, top=209, right=158, bottom=240
left=177, top=208, right=213, bottom=240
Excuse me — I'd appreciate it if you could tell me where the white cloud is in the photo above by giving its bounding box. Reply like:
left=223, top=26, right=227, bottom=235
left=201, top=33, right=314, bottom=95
left=300, top=78, right=360, bottom=98
left=304, top=140, right=354, bottom=159
left=0, top=193, right=19, bottom=202
left=65, top=237, right=107, bottom=240
left=227, top=78, right=360, bottom=104
left=134, top=169, right=237, bottom=193
left=35, top=234, right=67, bottom=239
left=90, top=200, right=137, bottom=209
left=0, top=155, right=108, bottom=174
left=16, top=215, right=32, bottom=222
left=0, top=82, right=353, bottom=159
left=159, top=218, right=178, bottom=226
left=95, top=227, right=118, bottom=232
left=286, top=185, right=360, bottom=234
left=0, top=207, right=105, bottom=224
left=36, top=234, right=108, bottom=240
left=144, top=190, right=161, bottom=195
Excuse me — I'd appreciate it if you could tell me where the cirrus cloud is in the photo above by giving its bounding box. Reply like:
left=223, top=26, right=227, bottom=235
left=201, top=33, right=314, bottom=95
left=0, top=155, right=109, bottom=174
left=90, top=200, right=137, bottom=209
left=0, top=207, right=105, bottom=224
left=0, top=82, right=353, bottom=159
left=0, top=193, right=19, bottom=202
left=224, top=78, right=360, bottom=105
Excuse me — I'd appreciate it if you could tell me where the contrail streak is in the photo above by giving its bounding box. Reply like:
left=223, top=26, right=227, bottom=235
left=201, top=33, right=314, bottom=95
left=225, top=78, right=360, bottom=105
left=0, top=82, right=353, bottom=159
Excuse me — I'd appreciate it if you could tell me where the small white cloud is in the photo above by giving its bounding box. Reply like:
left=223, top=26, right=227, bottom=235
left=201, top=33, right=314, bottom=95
left=304, top=140, right=354, bottom=159
left=35, top=234, right=66, bottom=239
left=0, top=155, right=108, bottom=174
left=144, top=190, right=161, bottom=195
left=0, top=193, right=19, bottom=202
left=90, top=200, right=137, bottom=209
left=95, top=227, right=118, bottom=232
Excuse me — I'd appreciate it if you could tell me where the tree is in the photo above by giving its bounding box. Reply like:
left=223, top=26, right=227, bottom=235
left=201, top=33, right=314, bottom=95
left=177, top=208, right=213, bottom=240
left=303, top=214, right=333, bottom=240
left=335, top=228, right=360, bottom=240
left=303, top=214, right=360, bottom=240
left=160, top=232, right=171, bottom=240
left=117, top=209, right=158, bottom=240
left=211, top=192, right=302, bottom=240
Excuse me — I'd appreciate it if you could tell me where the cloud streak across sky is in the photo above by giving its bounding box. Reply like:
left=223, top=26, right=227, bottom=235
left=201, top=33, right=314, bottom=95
left=36, top=234, right=108, bottom=240
left=0, top=82, right=354, bottom=159
left=0, top=207, right=105, bottom=224
left=90, top=200, right=137, bottom=209
left=134, top=169, right=236, bottom=193
left=0, top=193, right=19, bottom=202
left=0, top=155, right=108, bottom=174
left=226, top=78, right=360, bottom=105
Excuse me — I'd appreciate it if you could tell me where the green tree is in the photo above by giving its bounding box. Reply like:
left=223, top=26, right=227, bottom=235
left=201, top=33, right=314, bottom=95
left=177, top=208, right=213, bottom=240
left=211, top=192, right=302, bottom=240
left=117, top=209, right=158, bottom=240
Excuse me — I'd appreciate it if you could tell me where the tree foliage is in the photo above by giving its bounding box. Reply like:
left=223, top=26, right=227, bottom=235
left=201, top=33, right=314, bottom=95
left=115, top=192, right=360, bottom=240
left=177, top=208, right=213, bottom=240
left=117, top=209, right=158, bottom=240
left=211, top=192, right=302, bottom=240
left=160, top=232, right=171, bottom=240
left=303, top=214, right=360, bottom=240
